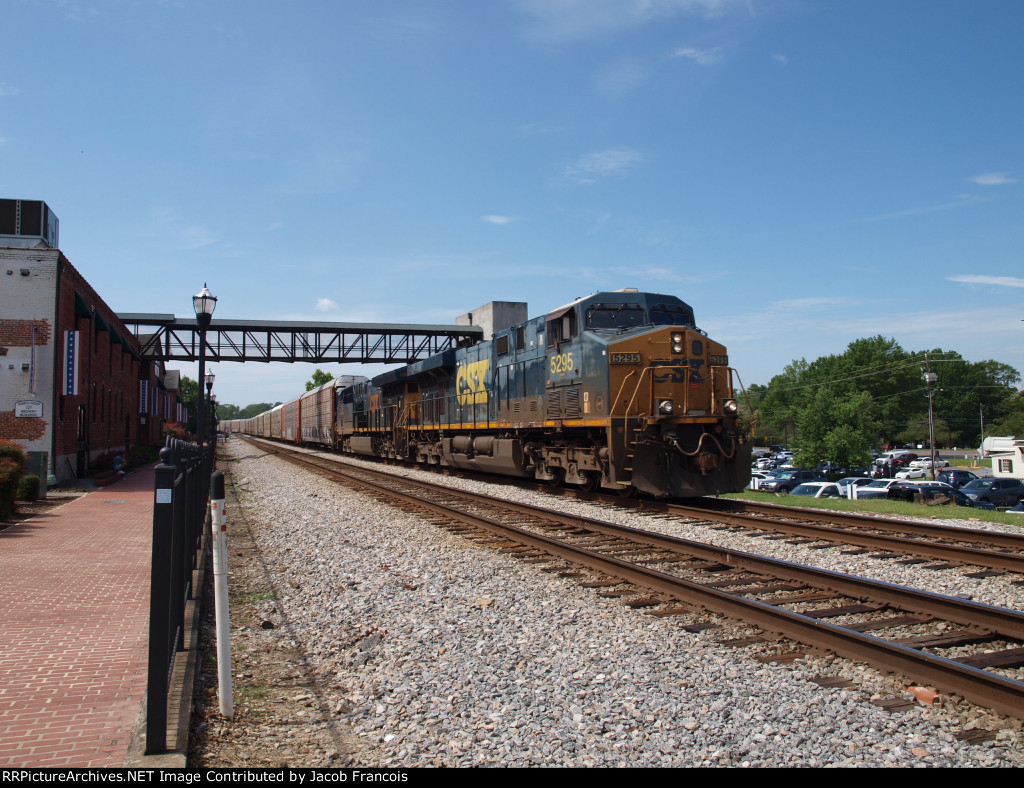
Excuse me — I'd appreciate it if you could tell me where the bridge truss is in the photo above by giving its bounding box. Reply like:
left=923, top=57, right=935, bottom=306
left=117, top=314, right=482, bottom=364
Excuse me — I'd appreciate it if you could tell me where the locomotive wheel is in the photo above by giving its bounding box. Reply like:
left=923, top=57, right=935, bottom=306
left=547, top=468, right=565, bottom=488
left=579, top=471, right=600, bottom=492
left=617, top=484, right=637, bottom=498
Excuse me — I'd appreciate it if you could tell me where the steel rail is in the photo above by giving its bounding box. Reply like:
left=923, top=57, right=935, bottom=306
left=689, top=498, right=1024, bottom=551
left=263, top=443, right=1024, bottom=720
left=265, top=444, right=1024, bottom=639
left=645, top=502, right=1024, bottom=576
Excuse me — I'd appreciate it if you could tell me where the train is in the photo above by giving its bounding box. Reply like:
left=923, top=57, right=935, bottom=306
left=226, top=289, right=752, bottom=498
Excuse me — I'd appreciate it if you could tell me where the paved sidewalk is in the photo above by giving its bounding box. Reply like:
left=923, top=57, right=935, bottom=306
left=0, top=469, right=156, bottom=767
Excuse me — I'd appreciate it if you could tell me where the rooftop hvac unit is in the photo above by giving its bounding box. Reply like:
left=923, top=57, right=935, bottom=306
left=0, top=199, right=59, bottom=248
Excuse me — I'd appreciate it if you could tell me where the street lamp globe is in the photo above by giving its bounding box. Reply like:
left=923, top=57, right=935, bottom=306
left=193, top=283, right=218, bottom=329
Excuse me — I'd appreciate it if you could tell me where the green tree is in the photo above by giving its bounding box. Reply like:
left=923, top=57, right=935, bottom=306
left=757, top=336, right=1021, bottom=459
left=792, top=389, right=875, bottom=470
left=217, top=402, right=241, bottom=421
left=179, top=376, right=198, bottom=436
left=239, top=402, right=280, bottom=419
left=305, top=369, right=334, bottom=392
left=987, top=392, right=1024, bottom=437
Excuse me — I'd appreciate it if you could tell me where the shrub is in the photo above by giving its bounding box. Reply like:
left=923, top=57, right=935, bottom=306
left=0, top=439, right=25, bottom=465
left=0, top=458, right=21, bottom=520
left=162, top=422, right=190, bottom=442
left=91, top=453, right=114, bottom=472
left=129, top=445, right=159, bottom=467
left=17, top=474, right=40, bottom=502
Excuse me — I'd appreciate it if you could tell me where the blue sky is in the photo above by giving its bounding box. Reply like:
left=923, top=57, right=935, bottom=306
left=2, top=0, right=1022, bottom=407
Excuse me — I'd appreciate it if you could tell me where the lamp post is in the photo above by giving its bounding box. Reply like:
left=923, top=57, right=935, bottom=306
left=193, top=284, right=217, bottom=445
left=206, top=371, right=216, bottom=443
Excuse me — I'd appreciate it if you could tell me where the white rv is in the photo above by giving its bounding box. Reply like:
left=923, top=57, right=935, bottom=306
left=979, top=436, right=1024, bottom=478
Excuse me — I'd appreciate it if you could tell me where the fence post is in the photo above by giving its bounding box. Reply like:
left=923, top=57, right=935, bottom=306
left=210, top=470, right=233, bottom=719
left=145, top=447, right=176, bottom=755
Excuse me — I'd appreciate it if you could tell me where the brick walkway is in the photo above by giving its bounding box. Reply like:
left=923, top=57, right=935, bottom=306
left=0, top=469, right=156, bottom=767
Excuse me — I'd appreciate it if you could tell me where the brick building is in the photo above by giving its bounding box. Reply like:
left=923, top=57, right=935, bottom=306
left=0, top=199, right=183, bottom=482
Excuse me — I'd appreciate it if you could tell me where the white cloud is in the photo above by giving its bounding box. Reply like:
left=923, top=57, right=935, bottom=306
left=967, top=172, right=1018, bottom=186
left=564, top=148, right=645, bottom=184
left=0, top=84, right=21, bottom=97
left=482, top=215, right=516, bottom=225
left=845, top=195, right=980, bottom=226
left=516, top=0, right=751, bottom=41
left=181, top=226, right=216, bottom=250
left=593, top=59, right=651, bottom=96
left=669, top=46, right=724, bottom=65
left=948, top=275, right=1024, bottom=289
left=314, top=298, right=339, bottom=312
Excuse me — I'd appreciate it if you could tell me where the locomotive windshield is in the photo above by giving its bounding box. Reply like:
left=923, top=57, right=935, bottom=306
left=649, top=303, right=695, bottom=327
left=584, top=302, right=695, bottom=330
left=584, top=305, right=647, bottom=329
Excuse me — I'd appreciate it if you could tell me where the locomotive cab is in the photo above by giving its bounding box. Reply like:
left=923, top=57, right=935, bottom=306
left=537, top=291, right=749, bottom=497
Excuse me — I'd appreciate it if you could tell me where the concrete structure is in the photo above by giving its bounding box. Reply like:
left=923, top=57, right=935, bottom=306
left=456, top=300, right=529, bottom=341
left=0, top=200, right=182, bottom=481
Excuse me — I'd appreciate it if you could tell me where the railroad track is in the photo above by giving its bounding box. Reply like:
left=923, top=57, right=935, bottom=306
left=615, top=498, right=1024, bottom=578
left=246, top=437, right=1024, bottom=721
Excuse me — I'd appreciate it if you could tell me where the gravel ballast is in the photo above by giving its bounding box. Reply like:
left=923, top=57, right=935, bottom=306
left=218, top=438, right=1024, bottom=767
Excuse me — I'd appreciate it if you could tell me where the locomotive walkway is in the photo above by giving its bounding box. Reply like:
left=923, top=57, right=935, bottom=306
left=0, top=467, right=165, bottom=768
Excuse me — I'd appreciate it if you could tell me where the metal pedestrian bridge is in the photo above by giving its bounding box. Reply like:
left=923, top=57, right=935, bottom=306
left=117, top=313, right=482, bottom=364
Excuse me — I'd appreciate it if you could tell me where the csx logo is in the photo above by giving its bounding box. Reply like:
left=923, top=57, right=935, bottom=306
left=457, top=359, right=490, bottom=406
left=650, top=358, right=705, bottom=384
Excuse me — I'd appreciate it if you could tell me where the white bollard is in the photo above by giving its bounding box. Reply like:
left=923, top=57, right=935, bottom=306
left=210, top=471, right=233, bottom=720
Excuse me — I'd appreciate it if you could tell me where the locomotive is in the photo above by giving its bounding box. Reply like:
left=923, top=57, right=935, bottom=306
left=231, top=290, right=751, bottom=498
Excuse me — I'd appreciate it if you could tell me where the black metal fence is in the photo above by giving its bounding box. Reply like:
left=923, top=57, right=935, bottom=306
left=145, top=438, right=215, bottom=755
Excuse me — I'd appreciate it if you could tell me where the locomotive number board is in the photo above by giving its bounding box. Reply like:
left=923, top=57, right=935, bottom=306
left=610, top=352, right=642, bottom=364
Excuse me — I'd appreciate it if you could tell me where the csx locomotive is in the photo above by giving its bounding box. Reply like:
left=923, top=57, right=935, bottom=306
left=231, top=290, right=751, bottom=498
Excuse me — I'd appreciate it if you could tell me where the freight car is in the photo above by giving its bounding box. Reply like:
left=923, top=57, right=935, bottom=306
left=242, top=290, right=751, bottom=498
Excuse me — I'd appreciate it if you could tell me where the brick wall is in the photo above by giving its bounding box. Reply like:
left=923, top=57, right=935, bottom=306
left=54, top=257, right=150, bottom=476
left=1, top=247, right=174, bottom=480
left=0, top=319, right=52, bottom=348
left=0, top=251, right=59, bottom=465
left=0, top=411, right=46, bottom=441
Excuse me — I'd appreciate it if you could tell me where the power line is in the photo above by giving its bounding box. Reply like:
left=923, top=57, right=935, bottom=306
left=770, top=352, right=964, bottom=394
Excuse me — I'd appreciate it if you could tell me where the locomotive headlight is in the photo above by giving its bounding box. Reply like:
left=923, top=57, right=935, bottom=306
left=722, top=398, right=738, bottom=415
left=658, top=399, right=674, bottom=415
left=671, top=333, right=685, bottom=354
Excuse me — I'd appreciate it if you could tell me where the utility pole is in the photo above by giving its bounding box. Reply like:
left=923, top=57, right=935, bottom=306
left=923, top=354, right=938, bottom=480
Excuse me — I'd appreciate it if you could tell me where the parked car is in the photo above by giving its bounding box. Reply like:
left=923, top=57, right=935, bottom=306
left=855, top=479, right=901, bottom=499
left=791, top=482, right=844, bottom=498
left=887, top=480, right=951, bottom=502
left=835, top=476, right=872, bottom=486
left=834, top=477, right=874, bottom=496
left=748, top=471, right=778, bottom=490
left=908, top=458, right=950, bottom=470
left=884, top=480, right=984, bottom=507
left=894, top=466, right=927, bottom=480
left=959, top=478, right=1024, bottom=508
left=757, top=469, right=827, bottom=494
left=936, top=469, right=979, bottom=489
left=876, top=450, right=911, bottom=465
